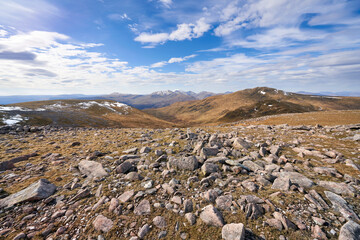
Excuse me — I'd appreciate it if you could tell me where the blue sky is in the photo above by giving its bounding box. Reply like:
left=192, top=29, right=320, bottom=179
left=0, top=0, right=359, bottom=95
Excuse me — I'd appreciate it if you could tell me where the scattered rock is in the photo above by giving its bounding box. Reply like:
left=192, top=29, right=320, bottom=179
left=0, top=179, right=56, bottom=208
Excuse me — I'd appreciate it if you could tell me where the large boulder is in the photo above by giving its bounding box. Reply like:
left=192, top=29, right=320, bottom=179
left=0, top=179, right=56, bottom=208
left=78, top=160, right=108, bottom=179
left=167, top=156, right=198, bottom=171
left=339, top=221, right=360, bottom=240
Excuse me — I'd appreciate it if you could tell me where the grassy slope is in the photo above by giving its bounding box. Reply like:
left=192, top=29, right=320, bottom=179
left=145, top=87, right=360, bottom=125
left=239, top=110, right=360, bottom=126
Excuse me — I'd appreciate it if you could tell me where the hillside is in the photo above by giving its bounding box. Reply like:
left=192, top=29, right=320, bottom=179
left=0, top=100, right=175, bottom=128
left=145, top=87, right=360, bottom=126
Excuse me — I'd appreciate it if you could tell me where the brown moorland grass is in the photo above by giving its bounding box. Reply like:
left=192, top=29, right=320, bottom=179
left=240, top=110, right=360, bottom=126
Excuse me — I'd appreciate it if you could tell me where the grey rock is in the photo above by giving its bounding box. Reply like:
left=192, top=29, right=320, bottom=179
left=125, top=172, right=143, bottom=181
left=265, top=218, right=283, bottom=230
left=0, top=179, right=56, bottom=208
left=216, top=195, right=233, bottom=211
left=278, top=172, right=314, bottom=188
left=221, top=223, right=245, bottom=240
left=233, top=138, right=253, bottom=149
left=153, top=216, right=166, bottom=229
left=134, top=199, right=151, bottom=215
left=200, top=205, right=225, bottom=227
left=201, top=162, right=219, bottom=176
left=116, top=161, right=135, bottom=174
left=200, top=147, right=219, bottom=158
left=185, top=213, right=196, bottom=225
left=318, top=181, right=355, bottom=196
left=242, top=161, right=264, bottom=172
left=167, top=156, right=198, bottom=171
left=271, top=177, right=291, bottom=191
left=78, top=160, right=108, bottom=179
left=183, top=199, right=193, bottom=213
left=93, top=215, right=113, bottom=233
left=138, top=224, right=150, bottom=239
left=325, top=191, right=359, bottom=221
left=339, top=221, right=360, bottom=240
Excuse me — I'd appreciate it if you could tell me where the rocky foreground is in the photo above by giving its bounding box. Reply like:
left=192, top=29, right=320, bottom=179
left=0, top=124, right=359, bottom=240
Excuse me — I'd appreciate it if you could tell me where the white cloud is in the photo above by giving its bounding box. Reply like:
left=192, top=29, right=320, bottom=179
left=108, top=13, right=131, bottom=21
left=134, top=32, right=169, bottom=44
left=0, top=0, right=60, bottom=30
left=135, top=18, right=211, bottom=45
left=0, top=29, right=8, bottom=37
left=151, top=61, right=167, bottom=68
left=158, top=0, right=173, bottom=8
left=168, top=54, right=196, bottom=63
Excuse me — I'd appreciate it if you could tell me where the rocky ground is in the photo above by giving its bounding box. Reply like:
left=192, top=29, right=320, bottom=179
left=0, top=123, right=359, bottom=240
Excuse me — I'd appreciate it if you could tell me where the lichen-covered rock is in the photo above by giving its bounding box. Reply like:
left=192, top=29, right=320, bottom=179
left=0, top=179, right=56, bottom=208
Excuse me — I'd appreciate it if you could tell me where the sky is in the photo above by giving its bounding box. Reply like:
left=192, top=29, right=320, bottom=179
left=0, top=0, right=359, bottom=95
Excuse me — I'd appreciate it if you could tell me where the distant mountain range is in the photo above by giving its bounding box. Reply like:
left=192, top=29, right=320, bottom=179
left=1, top=87, right=360, bottom=128
left=297, top=91, right=360, bottom=97
left=0, top=90, right=219, bottom=109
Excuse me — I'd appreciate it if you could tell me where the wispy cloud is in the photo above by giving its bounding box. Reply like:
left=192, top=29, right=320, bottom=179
left=151, top=54, right=197, bottom=68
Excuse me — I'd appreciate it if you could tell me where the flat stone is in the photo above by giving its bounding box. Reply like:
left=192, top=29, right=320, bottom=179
left=118, top=190, right=134, bottom=203
left=271, top=177, right=291, bottom=191
left=325, top=191, right=359, bottom=221
left=200, top=205, right=225, bottom=227
left=233, top=138, right=253, bottom=149
left=278, top=172, right=314, bottom=188
left=134, top=199, right=151, bottom=215
left=318, top=181, right=355, bottom=196
left=125, top=172, right=143, bottom=181
left=265, top=218, right=283, bottom=230
left=339, top=221, right=360, bottom=240
left=221, top=223, right=245, bottom=240
left=0, top=179, right=56, bottom=208
left=93, top=215, right=113, bottom=233
left=78, top=160, right=108, bottom=179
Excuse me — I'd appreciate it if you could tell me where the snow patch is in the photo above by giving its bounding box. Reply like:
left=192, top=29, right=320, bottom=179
left=77, top=101, right=131, bottom=114
left=2, top=114, right=28, bottom=125
left=259, top=91, right=266, bottom=95
left=153, top=90, right=173, bottom=96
